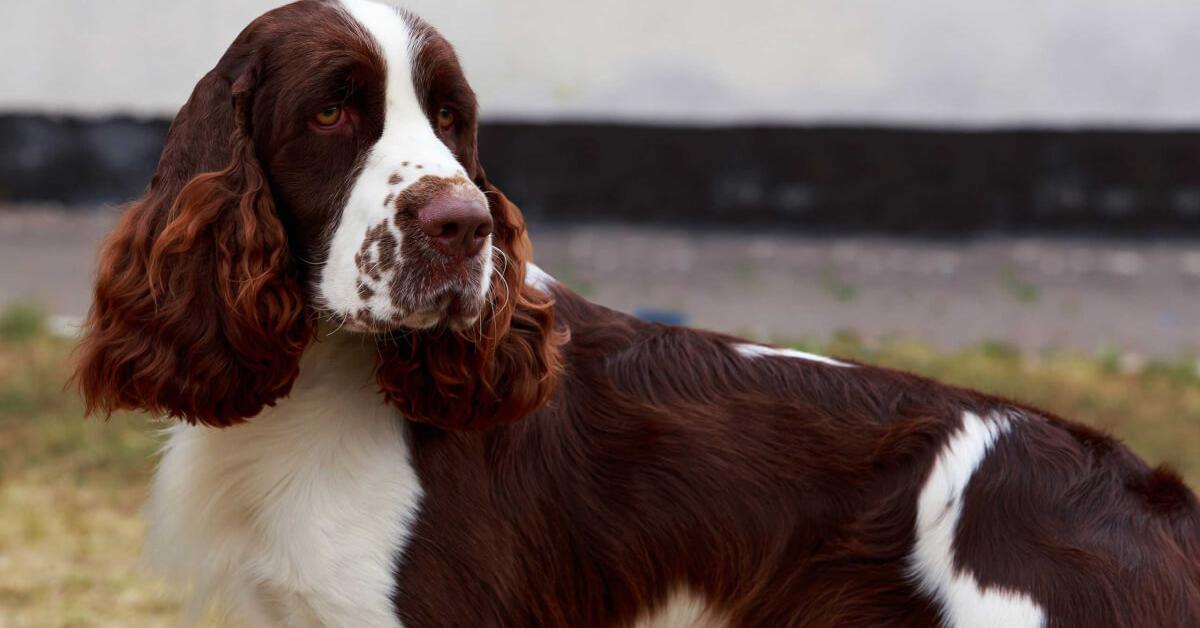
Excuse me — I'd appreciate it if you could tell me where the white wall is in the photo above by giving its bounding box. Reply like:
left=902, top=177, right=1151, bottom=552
left=4, top=0, right=1200, bottom=125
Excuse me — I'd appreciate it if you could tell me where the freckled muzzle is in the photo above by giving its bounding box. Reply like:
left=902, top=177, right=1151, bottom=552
left=343, top=174, right=492, bottom=333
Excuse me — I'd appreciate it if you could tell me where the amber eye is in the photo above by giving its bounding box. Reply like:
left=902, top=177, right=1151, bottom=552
left=314, top=105, right=343, bottom=127
left=436, top=107, right=455, bottom=131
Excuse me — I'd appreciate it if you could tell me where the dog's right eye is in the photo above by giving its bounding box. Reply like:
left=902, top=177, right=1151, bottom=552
left=436, top=107, right=455, bottom=132
left=313, top=106, right=343, bottom=127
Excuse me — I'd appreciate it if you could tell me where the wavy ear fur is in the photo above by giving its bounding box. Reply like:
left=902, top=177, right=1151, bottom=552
left=74, top=56, right=313, bottom=427
left=375, top=182, right=566, bottom=431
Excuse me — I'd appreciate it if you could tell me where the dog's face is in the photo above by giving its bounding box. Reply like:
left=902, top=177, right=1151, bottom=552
left=75, top=0, right=563, bottom=428
left=238, top=0, right=493, bottom=332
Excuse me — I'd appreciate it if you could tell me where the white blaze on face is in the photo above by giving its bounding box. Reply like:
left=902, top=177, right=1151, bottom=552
left=318, top=0, right=489, bottom=329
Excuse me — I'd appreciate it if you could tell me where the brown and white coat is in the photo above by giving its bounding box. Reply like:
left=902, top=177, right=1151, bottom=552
left=74, top=1, right=1200, bottom=626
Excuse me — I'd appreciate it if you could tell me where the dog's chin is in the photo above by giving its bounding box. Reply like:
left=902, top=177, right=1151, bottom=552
left=339, top=293, right=484, bottom=335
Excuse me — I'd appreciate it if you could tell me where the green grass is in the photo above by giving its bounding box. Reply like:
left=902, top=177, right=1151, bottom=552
left=0, top=306, right=1197, bottom=626
left=550, top=262, right=595, bottom=297
left=0, top=302, right=47, bottom=343
left=818, top=266, right=859, bottom=303
left=1000, top=266, right=1041, bottom=304
left=733, top=260, right=758, bottom=286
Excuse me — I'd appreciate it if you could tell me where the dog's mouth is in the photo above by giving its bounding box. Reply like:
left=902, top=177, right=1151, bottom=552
left=402, top=290, right=484, bottom=331
left=338, top=285, right=485, bottom=334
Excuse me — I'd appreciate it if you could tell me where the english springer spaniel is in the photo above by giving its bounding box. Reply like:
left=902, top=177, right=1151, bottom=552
left=75, top=1, right=1200, bottom=626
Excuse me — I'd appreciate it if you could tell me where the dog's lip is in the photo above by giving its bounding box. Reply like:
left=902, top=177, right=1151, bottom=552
left=337, top=290, right=483, bottom=334
left=338, top=317, right=396, bottom=334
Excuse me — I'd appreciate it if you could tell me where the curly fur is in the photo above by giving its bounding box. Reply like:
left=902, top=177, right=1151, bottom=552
left=375, top=185, right=566, bottom=431
left=74, top=63, right=313, bottom=427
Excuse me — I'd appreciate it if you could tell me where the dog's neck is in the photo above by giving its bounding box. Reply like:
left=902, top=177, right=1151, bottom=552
left=145, top=332, right=421, bottom=627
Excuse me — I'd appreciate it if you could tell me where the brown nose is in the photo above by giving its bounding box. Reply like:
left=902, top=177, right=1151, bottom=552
left=416, top=196, right=493, bottom=258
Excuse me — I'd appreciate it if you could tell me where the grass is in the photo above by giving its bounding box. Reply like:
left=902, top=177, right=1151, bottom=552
left=0, top=302, right=47, bottom=343
left=550, top=262, right=595, bottom=298
left=1000, top=266, right=1041, bottom=304
left=0, top=317, right=225, bottom=627
left=818, top=266, right=859, bottom=303
left=0, top=308, right=1197, bottom=626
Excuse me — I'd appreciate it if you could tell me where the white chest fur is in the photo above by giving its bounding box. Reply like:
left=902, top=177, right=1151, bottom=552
left=145, top=335, right=422, bottom=627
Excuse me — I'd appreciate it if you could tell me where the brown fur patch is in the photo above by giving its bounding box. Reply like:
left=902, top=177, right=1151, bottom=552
left=1131, top=466, right=1197, bottom=516
left=356, top=280, right=374, bottom=300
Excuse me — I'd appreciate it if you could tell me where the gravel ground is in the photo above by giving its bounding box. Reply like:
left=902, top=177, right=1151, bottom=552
left=2, top=207, right=1197, bottom=356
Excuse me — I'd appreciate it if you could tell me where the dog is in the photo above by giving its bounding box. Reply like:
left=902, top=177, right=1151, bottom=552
left=74, top=1, right=1200, bottom=626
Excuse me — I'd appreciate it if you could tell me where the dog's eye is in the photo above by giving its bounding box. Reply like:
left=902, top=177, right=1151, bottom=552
left=314, top=106, right=343, bottom=127
left=436, top=107, right=455, bottom=132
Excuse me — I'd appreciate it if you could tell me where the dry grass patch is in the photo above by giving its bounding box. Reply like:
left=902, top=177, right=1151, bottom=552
left=0, top=316, right=227, bottom=627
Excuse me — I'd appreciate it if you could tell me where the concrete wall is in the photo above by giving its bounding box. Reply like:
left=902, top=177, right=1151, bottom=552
left=4, top=0, right=1200, bottom=125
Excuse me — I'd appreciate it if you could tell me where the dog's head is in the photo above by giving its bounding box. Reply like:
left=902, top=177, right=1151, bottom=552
left=75, top=0, right=563, bottom=430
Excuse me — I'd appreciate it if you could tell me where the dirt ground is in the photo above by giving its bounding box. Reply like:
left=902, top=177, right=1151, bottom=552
left=1, top=207, right=1197, bottom=357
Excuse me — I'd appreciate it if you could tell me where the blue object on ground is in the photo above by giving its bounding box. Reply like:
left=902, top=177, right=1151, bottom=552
left=634, top=308, right=688, bottom=326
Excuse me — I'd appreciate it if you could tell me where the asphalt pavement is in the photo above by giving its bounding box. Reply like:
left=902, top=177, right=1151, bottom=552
left=2, top=207, right=1196, bottom=357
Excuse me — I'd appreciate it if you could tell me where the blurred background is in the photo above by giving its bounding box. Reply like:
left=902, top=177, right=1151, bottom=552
left=1, top=1, right=1198, bottom=626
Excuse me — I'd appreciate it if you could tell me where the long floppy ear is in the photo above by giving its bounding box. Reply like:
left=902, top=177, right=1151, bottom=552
left=73, top=52, right=313, bottom=427
left=374, top=176, right=566, bottom=431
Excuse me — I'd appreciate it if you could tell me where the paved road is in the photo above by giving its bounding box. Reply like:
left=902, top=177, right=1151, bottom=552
left=2, top=208, right=1197, bottom=356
